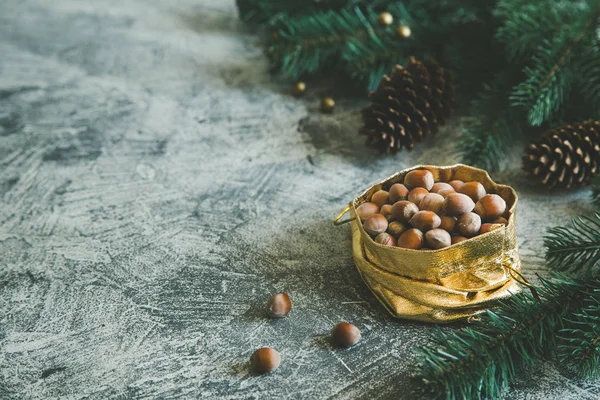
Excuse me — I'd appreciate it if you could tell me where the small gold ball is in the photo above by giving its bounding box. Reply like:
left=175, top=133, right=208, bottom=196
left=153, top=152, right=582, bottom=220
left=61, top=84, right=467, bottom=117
left=377, top=12, right=394, bottom=26
left=292, top=81, right=306, bottom=97
left=396, top=25, right=411, bottom=39
left=321, top=97, right=335, bottom=113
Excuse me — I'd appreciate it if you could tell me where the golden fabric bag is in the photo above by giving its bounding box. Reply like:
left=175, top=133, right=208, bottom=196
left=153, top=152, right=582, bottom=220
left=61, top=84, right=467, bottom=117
left=336, top=164, right=521, bottom=323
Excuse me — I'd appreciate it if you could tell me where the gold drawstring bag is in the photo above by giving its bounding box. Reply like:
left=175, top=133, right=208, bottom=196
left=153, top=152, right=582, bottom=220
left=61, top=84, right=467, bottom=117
left=335, top=164, right=522, bottom=324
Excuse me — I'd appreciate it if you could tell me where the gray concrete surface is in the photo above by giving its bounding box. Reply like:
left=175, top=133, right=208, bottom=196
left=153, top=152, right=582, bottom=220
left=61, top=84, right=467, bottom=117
left=1, top=1, right=599, bottom=399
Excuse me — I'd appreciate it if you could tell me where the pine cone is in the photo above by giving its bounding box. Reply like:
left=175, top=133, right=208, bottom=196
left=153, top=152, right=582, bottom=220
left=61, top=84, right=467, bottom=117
left=359, top=57, right=455, bottom=154
left=523, top=120, right=600, bottom=188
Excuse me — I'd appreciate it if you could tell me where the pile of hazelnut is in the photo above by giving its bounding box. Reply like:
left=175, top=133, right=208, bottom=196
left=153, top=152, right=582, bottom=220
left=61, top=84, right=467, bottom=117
left=357, top=169, right=508, bottom=250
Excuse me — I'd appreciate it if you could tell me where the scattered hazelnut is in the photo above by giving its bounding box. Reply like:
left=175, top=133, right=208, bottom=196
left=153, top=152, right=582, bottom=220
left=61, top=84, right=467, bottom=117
left=267, top=293, right=292, bottom=318
left=480, top=223, right=503, bottom=234
left=439, top=216, right=457, bottom=233
left=363, top=214, right=388, bottom=236
left=387, top=221, right=409, bottom=238
left=442, top=193, right=475, bottom=216
left=408, top=187, right=429, bottom=206
left=371, top=190, right=389, bottom=208
left=250, top=347, right=281, bottom=373
left=374, top=232, right=396, bottom=246
left=397, top=228, right=424, bottom=249
left=331, top=322, right=361, bottom=348
left=389, top=183, right=409, bottom=203
left=458, top=182, right=487, bottom=202
left=431, top=182, right=454, bottom=193
left=493, top=217, right=508, bottom=225
left=380, top=204, right=393, bottom=221
left=356, top=202, right=379, bottom=222
left=457, top=212, right=482, bottom=237
left=473, top=194, right=507, bottom=221
left=419, top=193, right=444, bottom=214
left=425, top=229, right=451, bottom=249
left=391, top=201, right=419, bottom=223
left=451, top=235, right=469, bottom=244
left=409, top=210, right=441, bottom=231
left=437, top=188, right=456, bottom=198
left=448, top=180, right=465, bottom=191
left=404, top=170, right=434, bottom=191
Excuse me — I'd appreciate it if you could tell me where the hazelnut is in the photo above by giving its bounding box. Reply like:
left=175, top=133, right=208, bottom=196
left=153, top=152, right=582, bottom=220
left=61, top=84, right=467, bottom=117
left=493, top=217, right=508, bottom=225
left=442, top=193, right=475, bottom=216
left=409, top=210, right=441, bottom=231
left=397, top=228, right=424, bottom=249
left=458, top=181, right=487, bottom=202
left=408, top=187, right=429, bottom=206
left=356, top=202, right=379, bottom=222
left=419, top=193, right=444, bottom=214
left=439, top=216, right=457, bottom=233
left=371, top=190, right=389, bottom=208
left=387, top=221, right=409, bottom=238
left=404, top=170, right=434, bottom=191
left=448, top=180, right=465, bottom=191
left=480, top=223, right=503, bottom=234
left=250, top=347, right=281, bottom=373
left=391, top=201, right=419, bottom=223
left=331, top=322, right=361, bottom=348
left=451, top=235, right=469, bottom=244
left=363, top=214, right=388, bottom=236
left=457, top=212, right=482, bottom=237
left=389, top=183, right=409, bottom=203
left=431, top=182, right=454, bottom=193
left=437, top=188, right=456, bottom=198
left=267, top=293, right=292, bottom=318
left=374, top=232, right=396, bottom=246
left=380, top=204, right=393, bottom=221
left=473, top=194, right=507, bottom=221
left=425, top=229, right=451, bottom=249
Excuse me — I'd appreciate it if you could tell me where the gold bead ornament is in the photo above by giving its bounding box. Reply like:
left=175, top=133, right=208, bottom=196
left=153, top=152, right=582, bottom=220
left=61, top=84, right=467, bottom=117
left=292, top=81, right=306, bottom=97
left=396, top=25, right=411, bottom=39
left=377, top=12, right=394, bottom=26
left=321, top=97, right=335, bottom=113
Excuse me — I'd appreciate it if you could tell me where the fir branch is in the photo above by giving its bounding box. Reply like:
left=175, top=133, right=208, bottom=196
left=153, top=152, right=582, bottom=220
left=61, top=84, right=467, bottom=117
left=236, top=0, right=359, bottom=25
left=593, top=176, right=600, bottom=210
left=544, top=213, right=600, bottom=276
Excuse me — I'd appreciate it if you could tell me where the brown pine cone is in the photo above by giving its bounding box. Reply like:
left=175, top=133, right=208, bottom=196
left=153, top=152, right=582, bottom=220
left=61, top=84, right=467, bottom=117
left=523, top=120, right=600, bottom=188
left=359, top=57, right=455, bottom=154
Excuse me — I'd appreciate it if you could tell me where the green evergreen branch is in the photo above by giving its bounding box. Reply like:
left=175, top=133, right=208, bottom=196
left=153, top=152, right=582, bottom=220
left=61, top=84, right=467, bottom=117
left=593, top=177, right=600, bottom=210
left=544, top=213, right=600, bottom=276
left=236, top=0, right=359, bottom=25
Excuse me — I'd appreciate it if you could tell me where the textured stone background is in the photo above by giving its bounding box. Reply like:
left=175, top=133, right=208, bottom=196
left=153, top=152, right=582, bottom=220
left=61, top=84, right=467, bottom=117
left=1, top=1, right=599, bottom=399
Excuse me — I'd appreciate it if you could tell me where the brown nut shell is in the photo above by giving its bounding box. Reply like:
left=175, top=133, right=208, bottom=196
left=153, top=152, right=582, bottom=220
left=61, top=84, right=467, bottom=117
left=458, top=181, right=487, bottom=202
left=389, top=183, right=409, bottom=203
left=331, top=322, right=361, bottom=348
left=448, top=180, right=465, bottom=191
left=374, top=232, right=396, bottom=246
left=437, top=188, right=456, bottom=198
left=480, top=223, right=503, bottom=234
left=419, top=193, right=444, bottom=214
left=409, top=210, right=441, bottom=232
left=356, top=202, right=379, bottom=222
left=371, top=190, right=389, bottom=208
left=267, top=293, right=292, bottom=318
left=425, top=229, right=451, bottom=249
left=431, top=182, right=454, bottom=193
left=404, top=169, right=434, bottom=190
left=473, top=194, right=507, bottom=221
left=451, top=235, right=469, bottom=244
left=380, top=204, right=393, bottom=221
left=391, top=201, right=419, bottom=223
left=457, top=212, right=482, bottom=237
left=439, top=216, right=457, bottom=233
left=408, top=187, right=429, bottom=206
left=363, top=214, right=388, bottom=236
left=387, top=221, right=409, bottom=238
left=397, top=228, right=424, bottom=249
left=493, top=217, right=508, bottom=225
left=250, top=347, right=281, bottom=373
left=442, top=193, right=475, bottom=216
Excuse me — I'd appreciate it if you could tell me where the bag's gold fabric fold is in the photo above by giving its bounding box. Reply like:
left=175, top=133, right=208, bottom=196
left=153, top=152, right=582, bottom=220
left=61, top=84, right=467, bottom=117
left=348, top=164, right=521, bottom=323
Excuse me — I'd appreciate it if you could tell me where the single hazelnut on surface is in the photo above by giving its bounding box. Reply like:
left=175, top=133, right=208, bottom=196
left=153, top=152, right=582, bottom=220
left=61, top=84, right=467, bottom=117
left=439, top=216, right=457, bottom=233
left=493, top=217, right=508, bottom=225
left=387, top=221, right=409, bottom=238
left=473, top=194, right=507, bottom=221
left=480, top=223, right=503, bottom=235
left=374, top=232, right=396, bottom=246
left=363, top=214, right=388, bottom=236
left=442, top=193, right=475, bottom=216
left=448, top=180, right=465, bottom=191
left=380, top=204, right=393, bottom=221
left=391, top=201, right=419, bottom=223
left=331, top=322, right=361, bottom=348
left=419, top=193, right=444, bottom=214
left=458, top=182, right=487, bottom=202
left=451, top=235, right=469, bottom=244
left=431, top=182, right=454, bottom=193
left=425, top=229, right=451, bottom=250
left=397, top=228, right=424, bottom=249
left=457, top=212, right=482, bottom=237
left=356, top=202, right=379, bottom=222
left=371, top=190, right=390, bottom=208
left=409, top=210, right=441, bottom=232
left=408, top=187, right=429, bottom=206
left=404, top=170, right=434, bottom=191
left=250, top=347, right=281, bottom=373
left=389, top=183, right=409, bottom=203
left=437, top=188, right=456, bottom=198
left=267, top=293, right=292, bottom=318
